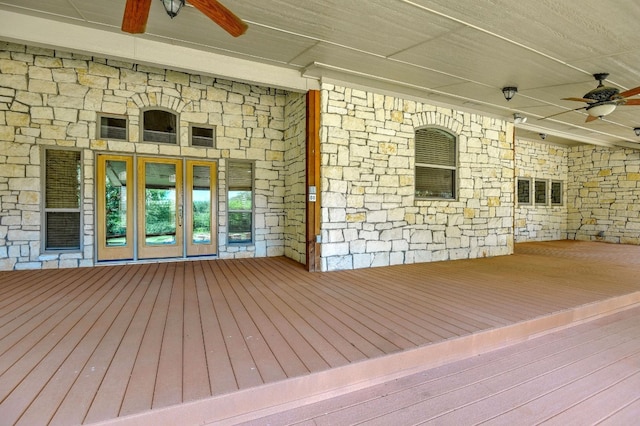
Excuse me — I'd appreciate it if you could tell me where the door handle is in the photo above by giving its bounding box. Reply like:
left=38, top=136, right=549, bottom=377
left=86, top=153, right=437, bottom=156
left=178, top=205, right=183, bottom=227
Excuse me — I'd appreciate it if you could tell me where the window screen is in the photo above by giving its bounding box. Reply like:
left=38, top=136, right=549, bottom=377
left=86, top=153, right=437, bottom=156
left=44, top=149, right=81, bottom=250
left=415, top=128, right=456, bottom=199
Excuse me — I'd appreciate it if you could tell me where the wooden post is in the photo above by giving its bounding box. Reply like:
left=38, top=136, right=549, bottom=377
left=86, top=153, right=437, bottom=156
left=306, top=90, right=321, bottom=271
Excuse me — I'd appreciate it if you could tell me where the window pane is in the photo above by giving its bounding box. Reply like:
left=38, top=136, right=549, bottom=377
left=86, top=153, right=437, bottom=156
left=415, top=128, right=455, bottom=166
left=535, top=180, right=547, bottom=205
left=46, top=212, right=80, bottom=249
left=229, top=190, right=252, bottom=210
left=192, top=165, right=211, bottom=244
left=143, top=110, right=177, bottom=144
left=228, top=161, right=253, bottom=244
left=46, top=150, right=80, bottom=208
left=551, top=181, right=562, bottom=205
left=144, top=162, right=177, bottom=245
left=517, top=179, right=531, bottom=204
left=228, top=161, right=253, bottom=190
left=228, top=212, right=252, bottom=242
left=100, top=116, right=127, bottom=140
left=415, top=166, right=455, bottom=199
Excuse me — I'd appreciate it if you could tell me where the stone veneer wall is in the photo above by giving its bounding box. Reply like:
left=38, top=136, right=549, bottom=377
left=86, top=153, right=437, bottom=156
left=319, top=84, right=514, bottom=271
left=568, top=145, right=640, bottom=244
left=515, top=139, right=568, bottom=242
left=0, top=42, right=306, bottom=270
left=283, top=92, right=306, bottom=264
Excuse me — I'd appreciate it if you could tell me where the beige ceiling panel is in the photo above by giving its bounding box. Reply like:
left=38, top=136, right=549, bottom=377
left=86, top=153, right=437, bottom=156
left=408, top=0, right=640, bottom=63
left=137, top=8, right=317, bottom=65
left=569, top=51, right=640, bottom=91
left=0, top=0, right=84, bottom=18
left=392, top=27, right=590, bottom=89
left=230, top=0, right=464, bottom=57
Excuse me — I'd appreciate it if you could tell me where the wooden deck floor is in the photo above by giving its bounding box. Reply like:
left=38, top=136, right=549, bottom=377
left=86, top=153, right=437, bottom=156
left=1, top=241, right=640, bottom=425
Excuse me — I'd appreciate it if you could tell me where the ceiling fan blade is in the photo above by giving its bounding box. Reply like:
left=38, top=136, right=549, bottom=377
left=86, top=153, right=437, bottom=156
left=622, top=99, right=640, bottom=105
left=618, top=86, right=640, bottom=98
left=188, top=0, right=248, bottom=37
left=122, top=0, right=152, bottom=34
left=562, top=97, right=595, bottom=103
left=585, top=114, right=599, bottom=123
left=539, top=106, right=587, bottom=120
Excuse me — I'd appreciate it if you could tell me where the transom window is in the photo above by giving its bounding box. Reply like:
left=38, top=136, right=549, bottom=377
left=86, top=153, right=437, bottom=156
left=142, top=109, right=177, bottom=144
left=190, top=125, right=215, bottom=148
left=415, top=127, right=457, bottom=199
left=98, top=114, right=127, bottom=140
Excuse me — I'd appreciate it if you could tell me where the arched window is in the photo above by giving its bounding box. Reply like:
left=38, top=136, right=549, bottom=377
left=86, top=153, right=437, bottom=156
left=142, top=109, right=178, bottom=144
left=415, top=127, right=457, bottom=199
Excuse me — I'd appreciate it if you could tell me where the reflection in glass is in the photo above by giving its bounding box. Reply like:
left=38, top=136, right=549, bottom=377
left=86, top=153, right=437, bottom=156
left=105, top=160, right=128, bottom=247
left=192, top=165, right=211, bottom=244
left=145, top=162, right=177, bottom=245
left=228, top=190, right=252, bottom=243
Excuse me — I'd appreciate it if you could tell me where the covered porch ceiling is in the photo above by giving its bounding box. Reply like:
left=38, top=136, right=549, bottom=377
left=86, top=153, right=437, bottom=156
left=2, top=1, right=640, bottom=149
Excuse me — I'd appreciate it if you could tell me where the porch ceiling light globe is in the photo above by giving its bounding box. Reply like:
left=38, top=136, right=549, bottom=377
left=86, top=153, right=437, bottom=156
left=586, top=102, right=616, bottom=119
left=162, top=0, right=185, bottom=18
left=502, top=86, right=518, bottom=101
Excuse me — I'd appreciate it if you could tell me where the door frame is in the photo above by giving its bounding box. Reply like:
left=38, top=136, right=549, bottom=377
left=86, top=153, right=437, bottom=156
left=185, top=159, right=218, bottom=257
left=96, top=154, right=135, bottom=261
left=137, top=157, right=184, bottom=259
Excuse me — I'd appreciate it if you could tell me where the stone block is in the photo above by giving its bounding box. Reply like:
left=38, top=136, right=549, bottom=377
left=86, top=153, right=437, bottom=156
left=29, top=79, right=57, bottom=94
left=7, top=229, right=40, bottom=241
left=0, top=125, right=15, bottom=141
left=0, top=74, right=27, bottom=90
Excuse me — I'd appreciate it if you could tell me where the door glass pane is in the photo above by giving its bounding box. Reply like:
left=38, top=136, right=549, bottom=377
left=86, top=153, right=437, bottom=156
left=104, top=160, right=128, bottom=247
left=145, top=162, right=177, bottom=246
left=192, top=165, right=211, bottom=244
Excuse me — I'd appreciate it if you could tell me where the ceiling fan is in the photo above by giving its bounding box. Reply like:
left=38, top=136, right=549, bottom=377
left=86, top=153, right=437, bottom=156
left=122, top=0, right=247, bottom=37
left=544, top=73, right=640, bottom=122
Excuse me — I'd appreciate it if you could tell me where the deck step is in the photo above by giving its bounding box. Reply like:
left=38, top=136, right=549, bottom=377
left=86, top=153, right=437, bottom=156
left=91, top=291, right=640, bottom=426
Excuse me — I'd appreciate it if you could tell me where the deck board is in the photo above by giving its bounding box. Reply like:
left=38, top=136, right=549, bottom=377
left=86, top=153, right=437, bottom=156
left=1, top=240, right=640, bottom=425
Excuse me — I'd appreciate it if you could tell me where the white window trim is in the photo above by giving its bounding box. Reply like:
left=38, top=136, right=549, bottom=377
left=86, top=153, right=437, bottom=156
left=414, top=127, right=458, bottom=201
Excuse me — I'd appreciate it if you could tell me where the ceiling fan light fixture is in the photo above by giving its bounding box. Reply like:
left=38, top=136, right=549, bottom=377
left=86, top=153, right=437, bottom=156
left=161, top=0, right=185, bottom=18
left=502, top=86, right=518, bottom=101
left=513, top=113, right=527, bottom=124
left=586, top=103, right=616, bottom=119
left=634, top=127, right=640, bottom=137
